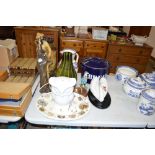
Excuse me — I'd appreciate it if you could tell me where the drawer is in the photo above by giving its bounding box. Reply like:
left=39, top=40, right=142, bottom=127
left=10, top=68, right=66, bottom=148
left=84, top=48, right=106, bottom=58
left=108, top=45, right=151, bottom=56
left=84, top=41, right=107, bottom=49
left=107, top=54, right=149, bottom=65
left=61, top=40, right=83, bottom=50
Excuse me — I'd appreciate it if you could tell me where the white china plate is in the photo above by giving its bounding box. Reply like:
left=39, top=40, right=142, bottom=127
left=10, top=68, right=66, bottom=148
left=36, top=92, right=90, bottom=120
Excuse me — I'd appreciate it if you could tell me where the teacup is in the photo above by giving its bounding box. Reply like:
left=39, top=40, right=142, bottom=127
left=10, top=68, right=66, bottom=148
left=138, top=89, right=155, bottom=116
left=115, top=66, right=138, bottom=84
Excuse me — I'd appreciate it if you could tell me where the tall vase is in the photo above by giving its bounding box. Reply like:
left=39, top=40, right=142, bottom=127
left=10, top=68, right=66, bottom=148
left=56, top=52, right=77, bottom=79
left=36, top=35, right=50, bottom=93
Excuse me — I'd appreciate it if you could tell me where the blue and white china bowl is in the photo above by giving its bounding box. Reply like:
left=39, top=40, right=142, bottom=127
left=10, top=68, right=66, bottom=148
left=123, top=77, right=146, bottom=100
left=81, top=57, right=109, bottom=84
left=140, top=72, right=155, bottom=88
left=138, top=89, right=155, bottom=116
left=115, top=66, right=138, bottom=84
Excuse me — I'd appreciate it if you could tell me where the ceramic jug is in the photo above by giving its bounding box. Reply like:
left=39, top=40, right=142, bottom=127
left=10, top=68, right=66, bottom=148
left=49, top=76, right=76, bottom=105
left=56, top=49, right=77, bottom=79
left=60, top=49, right=79, bottom=72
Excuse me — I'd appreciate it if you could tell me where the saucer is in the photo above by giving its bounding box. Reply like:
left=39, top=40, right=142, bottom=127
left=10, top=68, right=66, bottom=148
left=36, top=92, right=90, bottom=120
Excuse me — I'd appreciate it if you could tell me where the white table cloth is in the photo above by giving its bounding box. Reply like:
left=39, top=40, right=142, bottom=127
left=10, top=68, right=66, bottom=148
left=25, top=75, right=155, bottom=128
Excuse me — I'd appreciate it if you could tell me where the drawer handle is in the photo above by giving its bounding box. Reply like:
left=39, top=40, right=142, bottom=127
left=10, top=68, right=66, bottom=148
left=73, top=44, right=77, bottom=47
left=136, top=58, right=140, bottom=62
left=118, top=49, right=122, bottom=52
left=116, top=57, right=120, bottom=61
left=139, top=50, right=143, bottom=54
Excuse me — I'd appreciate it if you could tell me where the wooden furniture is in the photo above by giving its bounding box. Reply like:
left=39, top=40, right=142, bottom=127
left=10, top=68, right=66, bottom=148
left=0, top=82, right=30, bottom=100
left=84, top=40, right=108, bottom=58
left=106, top=42, right=153, bottom=73
left=0, top=26, right=15, bottom=39
left=0, top=76, right=39, bottom=123
left=0, top=71, right=8, bottom=81
left=15, top=27, right=59, bottom=63
left=9, top=58, right=37, bottom=76
left=128, top=26, right=151, bottom=37
left=60, top=36, right=108, bottom=71
left=0, top=88, right=32, bottom=117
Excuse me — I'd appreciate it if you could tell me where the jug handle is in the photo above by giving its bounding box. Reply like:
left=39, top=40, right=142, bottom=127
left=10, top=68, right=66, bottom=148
left=60, top=48, right=76, bottom=54
left=75, top=53, right=79, bottom=63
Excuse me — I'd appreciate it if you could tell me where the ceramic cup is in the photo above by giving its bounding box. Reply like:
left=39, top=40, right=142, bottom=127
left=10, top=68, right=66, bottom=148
left=115, top=66, right=138, bottom=84
left=140, top=72, right=155, bottom=89
left=138, top=89, right=155, bottom=116
left=123, top=77, right=146, bottom=101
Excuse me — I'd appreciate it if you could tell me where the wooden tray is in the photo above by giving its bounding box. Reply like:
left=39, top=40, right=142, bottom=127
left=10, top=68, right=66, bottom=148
left=5, top=74, right=37, bottom=86
left=0, top=82, right=30, bottom=100
left=9, top=58, right=37, bottom=76
left=0, top=71, right=8, bottom=81
left=0, top=88, right=32, bottom=116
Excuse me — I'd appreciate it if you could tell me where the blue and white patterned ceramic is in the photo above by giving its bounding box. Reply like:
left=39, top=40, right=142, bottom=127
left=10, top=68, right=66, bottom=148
left=138, top=89, right=155, bottom=116
left=115, top=66, right=138, bottom=84
left=140, top=72, right=155, bottom=88
left=123, top=77, right=146, bottom=100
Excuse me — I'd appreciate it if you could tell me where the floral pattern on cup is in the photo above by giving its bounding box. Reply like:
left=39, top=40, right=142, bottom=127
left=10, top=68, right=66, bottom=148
left=138, top=102, right=154, bottom=116
left=123, top=77, right=146, bottom=100
left=115, top=74, right=122, bottom=81
left=138, top=89, right=155, bottom=116
left=140, top=72, right=155, bottom=89
left=127, top=90, right=140, bottom=99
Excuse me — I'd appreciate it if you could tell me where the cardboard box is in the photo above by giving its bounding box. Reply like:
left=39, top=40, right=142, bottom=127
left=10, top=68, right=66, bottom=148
left=92, top=27, right=108, bottom=40
left=0, top=39, right=19, bottom=67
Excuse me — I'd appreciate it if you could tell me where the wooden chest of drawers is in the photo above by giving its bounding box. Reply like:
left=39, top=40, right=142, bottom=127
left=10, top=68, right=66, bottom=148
left=106, top=43, right=153, bottom=73
left=15, top=27, right=59, bottom=63
left=60, top=37, right=108, bottom=71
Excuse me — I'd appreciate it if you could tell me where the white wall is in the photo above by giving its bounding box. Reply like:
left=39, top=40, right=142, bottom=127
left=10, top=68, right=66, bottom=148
left=146, top=26, right=155, bottom=58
